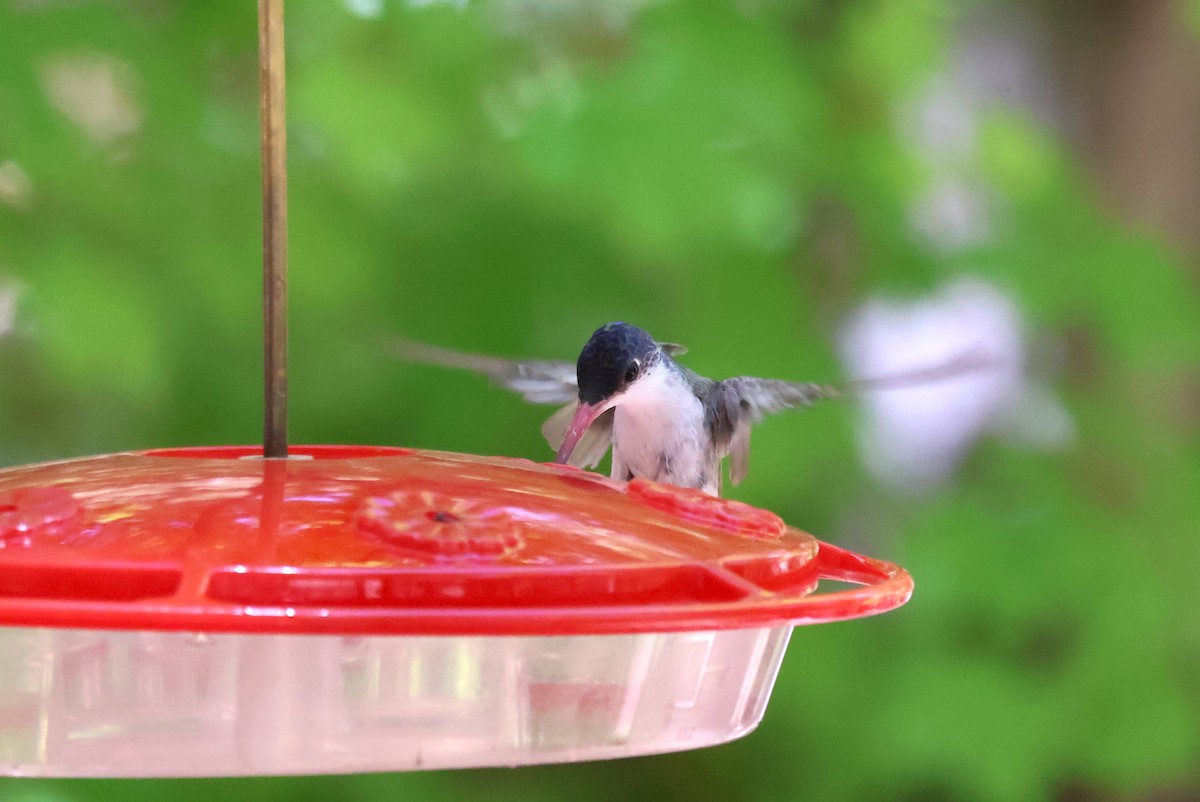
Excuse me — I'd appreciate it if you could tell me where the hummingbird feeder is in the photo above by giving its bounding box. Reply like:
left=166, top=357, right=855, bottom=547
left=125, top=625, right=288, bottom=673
left=0, top=1, right=912, bottom=777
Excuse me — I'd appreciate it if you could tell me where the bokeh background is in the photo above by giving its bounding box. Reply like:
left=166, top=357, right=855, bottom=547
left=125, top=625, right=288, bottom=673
left=2, top=1, right=1199, bottom=800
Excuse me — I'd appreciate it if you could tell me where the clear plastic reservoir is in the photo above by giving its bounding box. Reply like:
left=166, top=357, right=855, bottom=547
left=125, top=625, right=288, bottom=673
left=0, top=626, right=790, bottom=776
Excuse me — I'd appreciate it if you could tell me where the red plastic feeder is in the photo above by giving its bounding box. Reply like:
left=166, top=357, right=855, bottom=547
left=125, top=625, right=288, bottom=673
left=0, top=445, right=911, bottom=776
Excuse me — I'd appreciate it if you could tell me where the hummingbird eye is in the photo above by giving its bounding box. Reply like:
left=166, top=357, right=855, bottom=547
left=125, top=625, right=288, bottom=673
left=624, top=360, right=640, bottom=384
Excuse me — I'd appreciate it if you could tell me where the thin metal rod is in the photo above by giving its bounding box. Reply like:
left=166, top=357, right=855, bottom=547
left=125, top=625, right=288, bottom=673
left=259, top=0, right=288, bottom=458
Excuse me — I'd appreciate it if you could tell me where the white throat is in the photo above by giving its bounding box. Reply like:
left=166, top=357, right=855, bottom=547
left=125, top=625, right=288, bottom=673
left=610, top=362, right=713, bottom=491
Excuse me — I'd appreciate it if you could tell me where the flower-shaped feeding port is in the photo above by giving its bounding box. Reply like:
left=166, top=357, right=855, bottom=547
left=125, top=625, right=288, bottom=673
left=0, top=446, right=911, bottom=777
left=356, top=489, right=524, bottom=560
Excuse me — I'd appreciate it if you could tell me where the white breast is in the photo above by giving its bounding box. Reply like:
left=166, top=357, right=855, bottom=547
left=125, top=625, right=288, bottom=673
left=611, top=362, right=716, bottom=492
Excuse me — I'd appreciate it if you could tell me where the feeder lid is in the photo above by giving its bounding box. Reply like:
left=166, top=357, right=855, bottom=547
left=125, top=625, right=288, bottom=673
left=0, top=445, right=911, bottom=636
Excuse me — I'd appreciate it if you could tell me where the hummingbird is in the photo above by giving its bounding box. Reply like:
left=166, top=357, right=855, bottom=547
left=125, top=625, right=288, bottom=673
left=397, top=322, right=990, bottom=496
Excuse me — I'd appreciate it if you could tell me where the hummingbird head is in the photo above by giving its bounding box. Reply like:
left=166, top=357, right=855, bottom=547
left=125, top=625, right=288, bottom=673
left=554, top=322, right=662, bottom=465
left=575, top=322, right=660, bottom=405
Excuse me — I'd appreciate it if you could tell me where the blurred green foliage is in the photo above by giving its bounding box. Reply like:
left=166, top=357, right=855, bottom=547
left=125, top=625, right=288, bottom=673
left=1, top=1, right=1198, bottom=801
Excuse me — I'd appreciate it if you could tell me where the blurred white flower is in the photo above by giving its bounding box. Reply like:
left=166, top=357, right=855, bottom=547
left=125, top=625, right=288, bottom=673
left=909, top=177, right=992, bottom=253
left=344, top=0, right=385, bottom=17
left=901, top=77, right=992, bottom=253
left=482, top=58, right=582, bottom=139
left=481, top=0, right=658, bottom=140
left=0, top=281, right=19, bottom=338
left=899, top=9, right=1057, bottom=255
left=0, top=161, right=33, bottom=209
left=838, top=277, right=1072, bottom=493
left=40, top=52, right=141, bottom=145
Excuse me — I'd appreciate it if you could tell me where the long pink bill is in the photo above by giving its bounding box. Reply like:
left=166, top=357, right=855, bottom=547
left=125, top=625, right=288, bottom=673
left=554, top=401, right=608, bottom=464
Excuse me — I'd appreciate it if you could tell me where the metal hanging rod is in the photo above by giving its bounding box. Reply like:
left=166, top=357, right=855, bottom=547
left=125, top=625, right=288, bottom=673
left=259, top=0, right=288, bottom=458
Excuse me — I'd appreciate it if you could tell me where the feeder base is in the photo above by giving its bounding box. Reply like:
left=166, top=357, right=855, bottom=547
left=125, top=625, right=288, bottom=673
left=0, top=625, right=790, bottom=776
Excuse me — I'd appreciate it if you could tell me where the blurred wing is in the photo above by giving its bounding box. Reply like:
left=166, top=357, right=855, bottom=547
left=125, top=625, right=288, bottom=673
left=717, top=350, right=998, bottom=484
left=541, top=403, right=614, bottom=469
left=717, top=378, right=839, bottom=485
left=394, top=339, right=578, bottom=405
left=842, top=348, right=1000, bottom=394
left=658, top=342, right=688, bottom=358
left=723, top=377, right=840, bottom=419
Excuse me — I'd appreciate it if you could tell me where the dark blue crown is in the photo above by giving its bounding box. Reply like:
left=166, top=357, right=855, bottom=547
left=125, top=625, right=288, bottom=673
left=575, top=322, right=659, bottom=404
